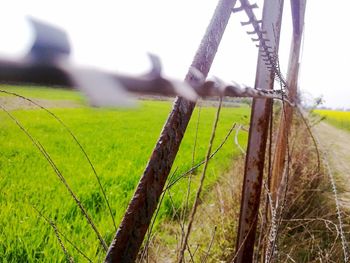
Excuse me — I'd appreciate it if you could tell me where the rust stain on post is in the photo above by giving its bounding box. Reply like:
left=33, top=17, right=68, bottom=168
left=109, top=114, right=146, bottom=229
left=271, top=0, right=307, bottom=201
left=234, top=0, right=284, bottom=262
left=104, top=0, right=238, bottom=262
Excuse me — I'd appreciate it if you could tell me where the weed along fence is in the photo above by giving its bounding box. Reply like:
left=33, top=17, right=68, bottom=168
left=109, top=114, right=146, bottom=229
left=3, top=0, right=341, bottom=262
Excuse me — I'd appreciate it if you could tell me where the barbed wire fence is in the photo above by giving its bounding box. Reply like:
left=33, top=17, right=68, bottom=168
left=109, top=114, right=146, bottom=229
left=1, top=0, right=349, bottom=262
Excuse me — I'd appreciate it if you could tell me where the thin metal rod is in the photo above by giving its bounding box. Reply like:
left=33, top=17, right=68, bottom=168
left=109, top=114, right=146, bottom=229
left=271, top=0, right=307, bottom=201
left=104, top=0, right=238, bottom=262
left=234, top=0, right=284, bottom=262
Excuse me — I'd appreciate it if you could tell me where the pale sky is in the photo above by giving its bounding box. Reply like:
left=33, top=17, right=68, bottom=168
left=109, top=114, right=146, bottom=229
left=0, top=0, right=349, bottom=109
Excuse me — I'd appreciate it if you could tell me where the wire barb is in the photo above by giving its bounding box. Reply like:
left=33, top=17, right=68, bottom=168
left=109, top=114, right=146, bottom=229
left=236, top=0, right=288, bottom=89
left=232, top=2, right=258, bottom=13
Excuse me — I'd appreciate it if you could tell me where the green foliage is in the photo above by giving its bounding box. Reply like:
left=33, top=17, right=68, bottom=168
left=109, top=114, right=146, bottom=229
left=0, top=86, right=249, bottom=261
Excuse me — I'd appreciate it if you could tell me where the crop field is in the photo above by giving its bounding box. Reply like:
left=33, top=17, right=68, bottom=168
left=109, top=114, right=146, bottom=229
left=0, top=85, right=249, bottom=262
left=314, top=109, right=350, bottom=132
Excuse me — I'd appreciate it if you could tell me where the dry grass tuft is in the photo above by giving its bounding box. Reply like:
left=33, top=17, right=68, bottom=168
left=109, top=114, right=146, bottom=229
left=138, top=156, right=245, bottom=262
left=264, top=114, right=350, bottom=263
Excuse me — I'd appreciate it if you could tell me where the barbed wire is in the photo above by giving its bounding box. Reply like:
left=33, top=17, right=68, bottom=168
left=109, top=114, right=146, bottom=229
left=0, top=15, right=293, bottom=106
left=0, top=56, right=292, bottom=106
left=232, top=0, right=288, bottom=90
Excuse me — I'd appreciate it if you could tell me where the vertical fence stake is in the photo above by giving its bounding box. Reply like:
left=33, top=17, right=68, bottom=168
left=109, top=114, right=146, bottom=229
left=104, top=0, right=238, bottom=262
left=234, top=0, right=284, bottom=262
left=271, top=0, right=307, bottom=201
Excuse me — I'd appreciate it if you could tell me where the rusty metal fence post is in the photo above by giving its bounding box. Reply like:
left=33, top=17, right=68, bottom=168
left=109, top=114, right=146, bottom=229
left=271, top=0, right=307, bottom=201
left=104, top=0, right=238, bottom=262
left=234, top=0, right=284, bottom=262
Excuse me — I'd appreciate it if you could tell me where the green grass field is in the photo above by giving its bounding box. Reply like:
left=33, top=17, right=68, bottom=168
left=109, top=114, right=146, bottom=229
left=0, top=85, right=250, bottom=262
left=314, top=109, right=350, bottom=132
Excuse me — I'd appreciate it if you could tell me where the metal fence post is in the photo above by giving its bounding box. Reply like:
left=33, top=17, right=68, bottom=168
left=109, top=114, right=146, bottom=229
left=271, top=0, right=307, bottom=201
left=234, top=0, right=284, bottom=262
left=104, top=0, right=238, bottom=262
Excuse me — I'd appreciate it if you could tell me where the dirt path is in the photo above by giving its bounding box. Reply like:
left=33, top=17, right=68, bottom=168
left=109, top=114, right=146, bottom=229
left=314, top=122, right=350, bottom=204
